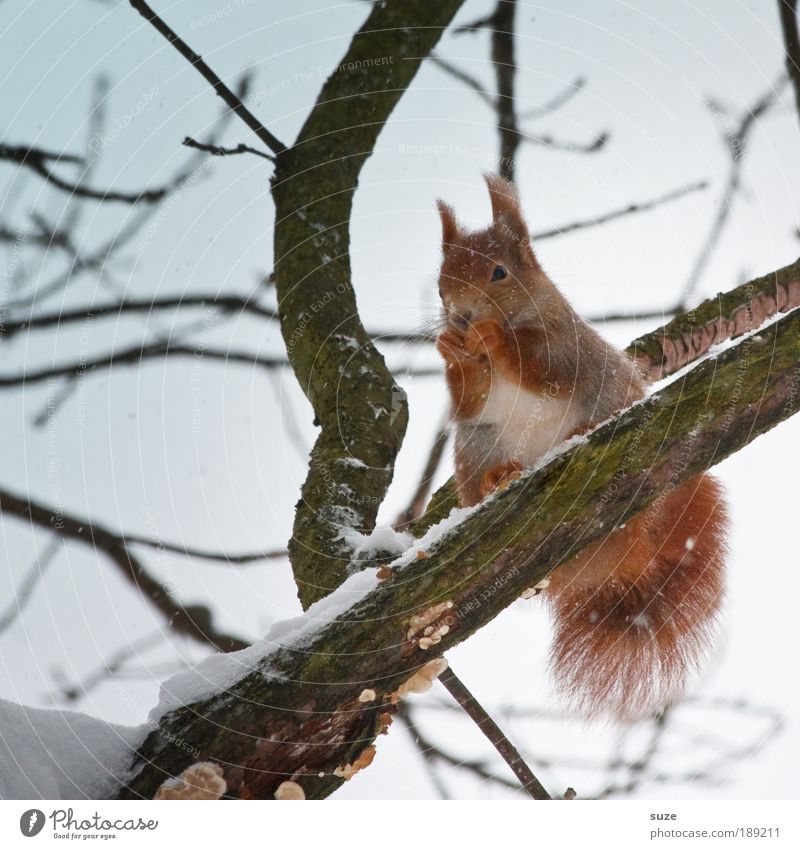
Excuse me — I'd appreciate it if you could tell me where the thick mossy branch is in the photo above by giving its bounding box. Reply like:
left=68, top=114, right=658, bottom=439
left=119, top=298, right=800, bottom=800
left=271, top=0, right=466, bottom=609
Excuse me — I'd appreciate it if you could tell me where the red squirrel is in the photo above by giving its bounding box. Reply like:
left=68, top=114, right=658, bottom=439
left=435, top=174, right=728, bottom=721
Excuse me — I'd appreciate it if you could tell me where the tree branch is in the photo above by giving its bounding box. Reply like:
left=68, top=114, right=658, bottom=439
left=0, top=486, right=257, bottom=652
left=271, top=0, right=466, bottom=608
left=0, top=340, right=288, bottom=387
left=398, top=704, right=520, bottom=796
left=518, top=75, right=587, bottom=120
left=0, top=293, right=430, bottom=345
left=0, top=293, right=278, bottom=339
left=394, top=418, right=450, bottom=528
left=0, top=537, right=61, bottom=635
left=0, top=143, right=184, bottom=205
left=679, top=75, right=788, bottom=306
left=532, top=180, right=708, bottom=241
left=438, top=666, right=551, bottom=799
left=3, top=73, right=252, bottom=311
left=127, top=0, right=285, bottom=156
left=490, top=0, right=519, bottom=180
left=182, top=136, right=274, bottom=162
left=117, top=263, right=800, bottom=799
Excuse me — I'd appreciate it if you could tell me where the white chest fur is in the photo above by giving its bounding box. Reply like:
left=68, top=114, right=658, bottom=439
left=465, top=372, right=581, bottom=469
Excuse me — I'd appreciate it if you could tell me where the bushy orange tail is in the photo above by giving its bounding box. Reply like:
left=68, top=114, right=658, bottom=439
left=545, top=474, right=728, bottom=722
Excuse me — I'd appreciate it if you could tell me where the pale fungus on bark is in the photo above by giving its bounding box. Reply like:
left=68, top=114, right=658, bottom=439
left=396, top=657, right=449, bottom=698
left=406, top=601, right=453, bottom=641
left=520, top=577, right=550, bottom=599
left=358, top=688, right=377, bottom=702
left=333, top=744, right=377, bottom=780
left=153, top=762, right=226, bottom=800
left=274, top=780, right=306, bottom=800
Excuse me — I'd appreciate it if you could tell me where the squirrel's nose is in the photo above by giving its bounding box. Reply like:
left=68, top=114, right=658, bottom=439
left=451, top=309, right=472, bottom=329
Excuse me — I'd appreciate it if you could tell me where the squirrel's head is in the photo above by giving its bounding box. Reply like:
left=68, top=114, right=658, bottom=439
left=436, top=174, right=546, bottom=330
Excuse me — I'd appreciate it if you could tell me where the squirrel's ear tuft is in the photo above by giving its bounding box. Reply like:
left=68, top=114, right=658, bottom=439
left=484, top=173, right=522, bottom=222
left=436, top=199, right=459, bottom=247
left=484, top=173, right=534, bottom=264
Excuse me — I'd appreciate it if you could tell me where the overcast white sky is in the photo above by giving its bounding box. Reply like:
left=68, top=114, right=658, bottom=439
left=1, top=0, right=799, bottom=799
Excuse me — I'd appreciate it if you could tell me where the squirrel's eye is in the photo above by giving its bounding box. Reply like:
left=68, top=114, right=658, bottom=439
left=491, top=265, right=508, bottom=282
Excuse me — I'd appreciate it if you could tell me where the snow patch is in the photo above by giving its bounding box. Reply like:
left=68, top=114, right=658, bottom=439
left=0, top=698, right=145, bottom=799
left=152, top=568, right=380, bottom=721
left=340, top=524, right=413, bottom=559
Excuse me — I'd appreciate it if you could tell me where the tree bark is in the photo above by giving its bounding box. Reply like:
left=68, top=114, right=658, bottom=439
left=271, top=0, right=467, bottom=609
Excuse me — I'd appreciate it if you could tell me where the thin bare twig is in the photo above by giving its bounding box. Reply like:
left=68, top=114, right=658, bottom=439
left=3, top=74, right=253, bottom=311
left=0, top=491, right=280, bottom=567
left=518, top=75, right=587, bottom=120
left=397, top=706, right=453, bottom=798
left=679, top=75, right=788, bottom=306
left=0, top=339, right=289, bottom=387
left=533, top=179, right=709, bottom=240
left=429, top=55, right=494, bottom=107
left=431, top=55, right=605, bottom=154
left=394, top=417, right=450, bottom=527
left=0, top=338, right=439, bottom=388
left=438, top=665, right=551, bottom=800
left=0, top=537, right=61, bottom=635
left=0, top=486, right=278, bottom=651
left=1, top=293, right=430, bottom=345
left=0, top=293, right=278, bottom=339
left=182, top=136, right=274, bottom=162
left=399, top=705, right=522, bottom=794
left=0, top=143, right=179, bottom=204
left=127, top=0, right=286, bottom=156
left=48, top=631, right=174, bottom=704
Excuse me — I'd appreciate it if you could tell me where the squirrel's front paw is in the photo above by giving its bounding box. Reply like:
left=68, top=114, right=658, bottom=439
left=480, top=459, right=523, bottom=498
left=464, top=318, right=504, bottom=358
left=437, top=327, right=472, bottom=363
